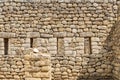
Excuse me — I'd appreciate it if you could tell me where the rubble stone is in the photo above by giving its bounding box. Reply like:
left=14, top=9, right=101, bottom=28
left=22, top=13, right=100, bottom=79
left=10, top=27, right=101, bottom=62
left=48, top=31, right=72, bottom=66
left=0, top=0, right=119, bottom=80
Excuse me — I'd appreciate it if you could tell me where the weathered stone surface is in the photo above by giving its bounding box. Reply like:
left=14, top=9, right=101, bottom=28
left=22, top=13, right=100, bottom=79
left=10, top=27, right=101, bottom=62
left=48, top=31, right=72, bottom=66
left=53, top=32, right=66, bottom=37
left=27, top=32, right=40, bottom=38
left=25, top=78, right=41, bottom=80
left=88, top=68, right=95, bottom=73
left=41, top=66, right=51, bottom=72
left=0, top=1, right=118, bottom=80
left=24, top=49, right=51, bottom=79
left=80, top=32, right=94, bottom=37
left=0, top=32, right=16, bottom=38
left=96, top=69, right=104, bottom=73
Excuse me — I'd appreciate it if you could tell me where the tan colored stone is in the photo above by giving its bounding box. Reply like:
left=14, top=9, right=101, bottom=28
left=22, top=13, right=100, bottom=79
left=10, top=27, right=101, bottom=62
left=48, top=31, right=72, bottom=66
left=88, top=68, right=95, bottom=73
left=96, top=69, right=104, bottom=73
left=41, top=66, right=50, bottom=72
left=0, top=75, right=5, bottom=78
left=25, top=78, right=41, bottom=80
left=33, top=72, right=50, bottom=78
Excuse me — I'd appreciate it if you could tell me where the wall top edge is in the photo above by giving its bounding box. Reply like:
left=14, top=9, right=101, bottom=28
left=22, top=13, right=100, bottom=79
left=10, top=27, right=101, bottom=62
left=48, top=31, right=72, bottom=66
left=0, top=0, right=118, bottom=3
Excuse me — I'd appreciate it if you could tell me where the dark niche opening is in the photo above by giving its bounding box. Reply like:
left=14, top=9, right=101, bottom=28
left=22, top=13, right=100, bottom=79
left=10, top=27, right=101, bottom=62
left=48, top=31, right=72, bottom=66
left=4, top=38, right=9, bottom=55
left=30, top=38, right=33, bottom=48
left=84, top=37, right=92, bottom=54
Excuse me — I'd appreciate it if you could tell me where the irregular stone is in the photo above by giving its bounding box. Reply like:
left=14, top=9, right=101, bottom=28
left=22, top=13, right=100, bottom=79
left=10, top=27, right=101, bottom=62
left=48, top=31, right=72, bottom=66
left=96, top=69, right=104, bottom=73
left=41, top=66, right=50, bottom=72
left=88, top=68, right=95, bottom=73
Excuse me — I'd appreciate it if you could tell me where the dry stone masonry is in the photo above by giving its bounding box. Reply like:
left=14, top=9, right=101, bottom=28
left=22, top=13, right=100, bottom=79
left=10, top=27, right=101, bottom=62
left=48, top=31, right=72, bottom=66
left=108, top=3, right=120, bottom=80
left=24, top=49, right=51, bottom=80
left=0, top=55, right=24, bottom=80
left=0, top=49, right=51, bottom=80
left=0, top=0, right=119, bottom=80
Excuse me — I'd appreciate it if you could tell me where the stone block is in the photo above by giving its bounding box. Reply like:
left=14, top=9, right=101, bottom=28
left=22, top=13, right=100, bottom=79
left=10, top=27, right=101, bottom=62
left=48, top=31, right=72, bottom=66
left=96, top=69, right=104, bottom=73
left=80, top=32, right=94, bottom=37
left=53, top=32, right=66, bottom=37
left=14, top=75, right=20, bottom=79
left=58, top=0, right=64, bottom=2
left=41, top=66, right=51, bottom=72
left=94, top=0, right=104, bottom=2
left=47, top=46, right=57, bottom=50
left=88, top=68, right=95, bottom=73
left=0, top=75, right=5, bottom=78
left=27, top=32, right=40, bottom=38
left=49, top=38, right=57, bottom=43
left=33, top=72, right=50, bottom=78
left=98, top=26, right=107, bottom=30
left=6, top=75, right=13, bottom=79
left=0, top=32, right=16, bottom=38
left=1, top=67, right=8, bottom=71
left=25, top=78, right=41, bottom=80
left=40, top=34, right=53, bottom=38
left=91, top=37, right=100, bottom=41
left=35, top=61, right=47, bottom=67
left=16, top=61, right=23, bottom=66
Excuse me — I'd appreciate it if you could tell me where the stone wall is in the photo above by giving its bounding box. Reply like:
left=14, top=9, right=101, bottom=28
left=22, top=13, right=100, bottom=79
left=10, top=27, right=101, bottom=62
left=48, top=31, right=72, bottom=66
left=0, top=55, right=24, bottom=80
left=24, top=49, right=51, bottom=80
left=112, top=21, right=120, bottom=80
left=0, top=0, right=118, bottom=55
left=0, top=49, right=51, bottom=80
left=52, top=54, right=113, bottom=80
left=0, top=0, right=119, bottom=80
left=108, top=2, right=120, bottom=79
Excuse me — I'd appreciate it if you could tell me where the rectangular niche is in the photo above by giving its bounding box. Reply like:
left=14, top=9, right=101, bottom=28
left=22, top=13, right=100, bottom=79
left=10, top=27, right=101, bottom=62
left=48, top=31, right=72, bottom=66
left=30, top=38, right=33, bottom=48
left=4, top=38, right=9, bottom=55
left=57, top=38, right=64, bottom=54
left=84, top=37, right=92, bottom=54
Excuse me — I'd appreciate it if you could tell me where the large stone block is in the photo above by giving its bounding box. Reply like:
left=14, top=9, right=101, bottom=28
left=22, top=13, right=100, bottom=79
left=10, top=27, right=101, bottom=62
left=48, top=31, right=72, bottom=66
left=25, top=78, right=41, bottom=80
left=27, top=32, right=40, bottom=38
left=80, top=32, right=94, bottom=37
left=53, top=32, right=66, bottom=37
left=0, top=32, right=16, bottom=38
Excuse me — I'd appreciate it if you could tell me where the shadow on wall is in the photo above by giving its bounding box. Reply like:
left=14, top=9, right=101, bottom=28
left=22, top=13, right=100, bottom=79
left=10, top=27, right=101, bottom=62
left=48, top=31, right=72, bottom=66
left=51, top=50, right=113, bottom=80
left=76, top=16, right=120, bottom=80
left=104, top=4, right=120, bottom=80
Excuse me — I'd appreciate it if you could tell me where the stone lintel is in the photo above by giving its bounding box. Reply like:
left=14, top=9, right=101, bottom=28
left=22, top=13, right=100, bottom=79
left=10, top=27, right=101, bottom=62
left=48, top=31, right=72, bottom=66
left=0, top=32, right=16, bottom=38
left=40, top=34, right=53, bottom=38
left=53, top=32, right=66, bottom=38
left=27, top=32, right=40, bottom=38
left=80, top=32, right=94, bottom=37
